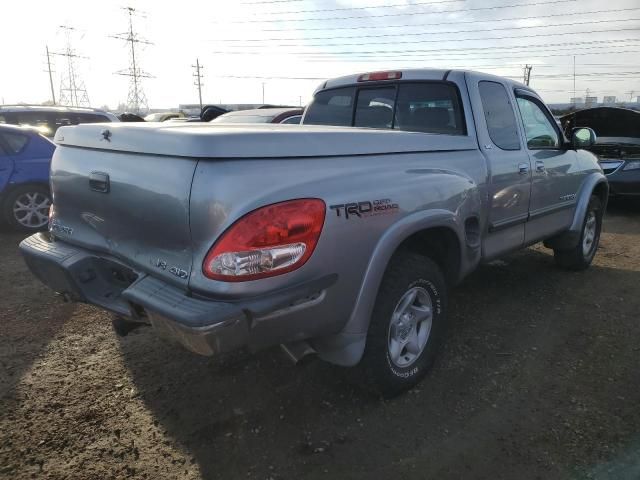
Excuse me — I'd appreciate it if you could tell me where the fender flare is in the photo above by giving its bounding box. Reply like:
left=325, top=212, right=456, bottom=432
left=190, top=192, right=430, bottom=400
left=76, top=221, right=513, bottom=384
left=544, top=172, right=608, bottom=250
left=313, top=209, right=468, bottom=366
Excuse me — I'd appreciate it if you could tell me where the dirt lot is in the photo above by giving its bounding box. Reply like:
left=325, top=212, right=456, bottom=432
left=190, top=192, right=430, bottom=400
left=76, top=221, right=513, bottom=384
left=1, top=203, right=640, bottom=480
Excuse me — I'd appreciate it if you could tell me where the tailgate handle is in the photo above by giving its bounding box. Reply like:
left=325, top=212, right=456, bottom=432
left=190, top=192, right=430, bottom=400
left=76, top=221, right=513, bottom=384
left=89, top=171, right=110, bottom=193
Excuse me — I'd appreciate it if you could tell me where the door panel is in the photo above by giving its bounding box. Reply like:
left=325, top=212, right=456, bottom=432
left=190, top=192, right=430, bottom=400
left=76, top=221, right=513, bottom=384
left=466, top=74, right=532, bottom=259
left=514, top=94, right=580, bottom=242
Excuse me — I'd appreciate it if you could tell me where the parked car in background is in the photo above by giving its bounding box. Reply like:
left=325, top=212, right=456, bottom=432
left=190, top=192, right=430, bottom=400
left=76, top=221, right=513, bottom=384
left=212, top=107, right=304, bottom=124
left=560, top=107, right=640, bottom=197
left=118, top=112, right=146, bottom=122
left=144, top=112, right=185, bottom=122
left=0, top=124, right=55, bottom=231
left=0, top=105, right=118, bottom=138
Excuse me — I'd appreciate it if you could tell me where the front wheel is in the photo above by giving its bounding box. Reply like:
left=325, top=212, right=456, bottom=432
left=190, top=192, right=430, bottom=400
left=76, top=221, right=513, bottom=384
left=554, top=195, right=603, bottom=271
left=359, top=252, right=447, bottom=397
left=2, top=185, right=52, bottom=232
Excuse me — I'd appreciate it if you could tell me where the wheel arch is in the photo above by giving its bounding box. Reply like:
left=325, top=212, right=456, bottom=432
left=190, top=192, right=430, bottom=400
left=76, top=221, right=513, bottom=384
left=313, top=209, right=477, bottom=366
left=544, top=172, right=608, bottom=250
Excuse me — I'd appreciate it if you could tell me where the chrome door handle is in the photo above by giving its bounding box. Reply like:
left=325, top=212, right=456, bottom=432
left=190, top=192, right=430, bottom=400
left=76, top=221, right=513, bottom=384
left=535, top=160, right=546, bottom=172
left=518, top=163, right=530, bottom=175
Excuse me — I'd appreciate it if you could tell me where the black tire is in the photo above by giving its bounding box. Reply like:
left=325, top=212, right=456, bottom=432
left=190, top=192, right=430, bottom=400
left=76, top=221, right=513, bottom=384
left=359, top=251, right=447, bottom=398
left=2, top=184, right=51, bottom=233
left=554, top=195, right=603, bottom=271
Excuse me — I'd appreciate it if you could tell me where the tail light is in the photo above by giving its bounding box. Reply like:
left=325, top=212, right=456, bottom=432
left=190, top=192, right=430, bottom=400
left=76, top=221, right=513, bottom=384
left=203, top=199, right=326, bottom=281
left=357, top=71, right=402, bottom=82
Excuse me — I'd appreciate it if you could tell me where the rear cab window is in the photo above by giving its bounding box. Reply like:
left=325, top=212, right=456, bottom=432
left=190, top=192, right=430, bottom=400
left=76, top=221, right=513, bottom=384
left=305, top=82, right=466, bottom=135
left=478, top=81, right=521, bottom=150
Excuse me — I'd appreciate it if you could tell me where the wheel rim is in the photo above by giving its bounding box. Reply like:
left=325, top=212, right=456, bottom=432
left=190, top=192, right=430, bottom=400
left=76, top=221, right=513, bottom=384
left=582, top=210, right=597, bottom=257
left=12, top=192, right=51, bottom=229
left=387, top=286, right=433, bottom=368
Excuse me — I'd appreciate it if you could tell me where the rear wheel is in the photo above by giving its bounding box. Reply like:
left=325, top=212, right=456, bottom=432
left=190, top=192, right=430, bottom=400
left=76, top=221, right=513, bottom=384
left=359, top=251, right=447, bottom=397
left=554, top=195, right=602, bottom=271
left=2, top=185, right=51, bottom=232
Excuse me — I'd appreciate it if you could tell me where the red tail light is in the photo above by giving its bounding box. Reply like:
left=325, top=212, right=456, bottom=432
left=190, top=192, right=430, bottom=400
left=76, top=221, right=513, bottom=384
left=203, top=199, right=326, bottom=281
left=357, top=71, right=402, bottom=82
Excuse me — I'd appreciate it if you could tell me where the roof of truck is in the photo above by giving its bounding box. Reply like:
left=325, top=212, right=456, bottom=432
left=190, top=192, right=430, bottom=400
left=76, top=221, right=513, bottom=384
left=319, top=68, right=530, bottom=93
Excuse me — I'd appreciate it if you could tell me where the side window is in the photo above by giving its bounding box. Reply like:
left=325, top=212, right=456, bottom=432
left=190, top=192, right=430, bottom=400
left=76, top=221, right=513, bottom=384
left=0, top=132, right=29, bottom=154
left=394, top=83, right=465, bottom=135
left=304, top=87, right=355, bottom=126
left=516, top=97, right=560, bottom=149
left=478, top=81, right=520, bottom=150
left=354, top=87, right=395, bottom=129
left=74, top=113, right=110, bottom=124
left=280, top=115, right=301, bottom=124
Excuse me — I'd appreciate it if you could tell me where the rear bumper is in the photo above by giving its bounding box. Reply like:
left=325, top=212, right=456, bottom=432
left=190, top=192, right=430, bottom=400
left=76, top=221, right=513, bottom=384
left=19, top=233, right=336, bottom=356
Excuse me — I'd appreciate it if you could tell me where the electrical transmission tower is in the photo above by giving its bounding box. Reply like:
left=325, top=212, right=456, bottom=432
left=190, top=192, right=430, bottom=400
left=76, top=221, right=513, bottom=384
left=523, top=64, right=532, bottom=86
left=192, top=59, right=204, bottom=111
left=112, top=7, right=152, bottom=114
left=56, top=26, right=90, bottom=107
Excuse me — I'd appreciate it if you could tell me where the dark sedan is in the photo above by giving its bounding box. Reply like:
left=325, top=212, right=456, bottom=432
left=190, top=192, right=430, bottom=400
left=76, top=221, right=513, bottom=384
left=561, top=107, right=640, bottom=197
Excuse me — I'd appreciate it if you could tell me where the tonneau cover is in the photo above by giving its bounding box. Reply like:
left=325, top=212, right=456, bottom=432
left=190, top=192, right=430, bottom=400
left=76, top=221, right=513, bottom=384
left=54, top=122, right=477, bottom=159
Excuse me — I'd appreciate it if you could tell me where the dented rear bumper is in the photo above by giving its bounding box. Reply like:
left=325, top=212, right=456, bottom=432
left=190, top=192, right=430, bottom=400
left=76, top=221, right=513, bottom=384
left=19, top=233, right=335, bottom=356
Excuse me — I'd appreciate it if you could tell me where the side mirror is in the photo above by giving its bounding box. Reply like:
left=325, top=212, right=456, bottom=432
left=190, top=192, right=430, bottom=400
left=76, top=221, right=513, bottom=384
left=571, top=127, right=596, bottom=149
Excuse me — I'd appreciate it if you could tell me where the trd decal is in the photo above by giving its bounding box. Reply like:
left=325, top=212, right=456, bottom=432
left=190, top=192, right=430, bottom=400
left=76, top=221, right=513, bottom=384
left=330, top=198, right=399, bottom=219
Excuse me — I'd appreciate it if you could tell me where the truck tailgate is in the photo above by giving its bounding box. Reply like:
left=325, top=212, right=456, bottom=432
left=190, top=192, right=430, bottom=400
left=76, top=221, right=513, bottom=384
left=49, top=145, right=197, bottom=288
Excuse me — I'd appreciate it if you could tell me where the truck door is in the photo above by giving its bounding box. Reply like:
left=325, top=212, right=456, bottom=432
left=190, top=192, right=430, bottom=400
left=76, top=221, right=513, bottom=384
left=466, top=74, right=532, bottom=259
left=512, top=90, right=580, bottom=242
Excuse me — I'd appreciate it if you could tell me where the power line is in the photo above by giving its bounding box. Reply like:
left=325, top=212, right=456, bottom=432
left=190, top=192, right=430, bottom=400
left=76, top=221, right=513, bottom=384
left=238, top=48, right=640, bottom=64
left=218, top=0, right=578, bottom=24
left=239, top=0, right=465, bottom=17
left=238, top=0, right=303, bottom=5
left=258, top=5, right=632, bottom=32
left=217, top=17, right=640, bottom=47
left=212, top=31, right=640, bottom=55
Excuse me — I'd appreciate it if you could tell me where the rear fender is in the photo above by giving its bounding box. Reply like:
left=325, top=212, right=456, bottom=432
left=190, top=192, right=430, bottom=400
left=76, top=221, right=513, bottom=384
left=313, top=209, right=476, bottom=366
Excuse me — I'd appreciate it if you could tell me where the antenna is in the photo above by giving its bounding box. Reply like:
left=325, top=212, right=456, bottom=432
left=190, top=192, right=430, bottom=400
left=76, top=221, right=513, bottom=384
left=112, top=6, right=153, bottom=114
left=192, top=59, right=204, bottom=112
left=523, top=64, right=532, bottom=86
left=55, top=26, right=90, bottom=107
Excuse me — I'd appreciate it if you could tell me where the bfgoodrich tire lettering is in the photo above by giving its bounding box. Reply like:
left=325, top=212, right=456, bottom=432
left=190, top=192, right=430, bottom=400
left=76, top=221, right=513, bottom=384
left=360, top=251, right=447, bottom=397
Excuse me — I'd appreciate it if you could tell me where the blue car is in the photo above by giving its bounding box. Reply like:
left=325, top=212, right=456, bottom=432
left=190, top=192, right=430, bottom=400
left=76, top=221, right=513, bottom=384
left=0, top=124, right=55, bottom=231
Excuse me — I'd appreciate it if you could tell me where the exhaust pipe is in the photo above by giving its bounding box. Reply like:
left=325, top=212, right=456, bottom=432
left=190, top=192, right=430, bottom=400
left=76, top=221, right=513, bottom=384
left=280, top=341, right=317, bottom=365
left=111, top=316, right=148, bottom=337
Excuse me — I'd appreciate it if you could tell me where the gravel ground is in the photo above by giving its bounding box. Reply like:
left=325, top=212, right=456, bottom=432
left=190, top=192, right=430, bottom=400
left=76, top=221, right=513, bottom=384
left=1, top=202, right=640, bottom=480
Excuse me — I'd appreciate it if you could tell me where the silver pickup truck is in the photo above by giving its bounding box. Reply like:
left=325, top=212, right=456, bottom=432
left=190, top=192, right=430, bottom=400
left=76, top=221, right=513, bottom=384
left=20, top=69, right=607, bottom=396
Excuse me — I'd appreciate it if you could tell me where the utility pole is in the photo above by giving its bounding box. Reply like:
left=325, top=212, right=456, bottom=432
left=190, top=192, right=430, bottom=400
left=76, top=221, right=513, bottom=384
left=626, top=90, right=635, bottom=102
left=55, top=26, right=90, bottom=107
left=112, top=7, right=153, bottom=114
left=45, top=46, right=56, bottom=105
left=523, top=64, right=532, bottom=86
left=192, top=59, right=204, bottom=111
left=262, top=82, right=265, bottom=104
left=573, top=56, right=576, bottom=103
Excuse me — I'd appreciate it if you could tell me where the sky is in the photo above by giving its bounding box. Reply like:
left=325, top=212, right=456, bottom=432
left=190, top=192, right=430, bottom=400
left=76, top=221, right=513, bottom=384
left=1, top=0, right=639, bottom=110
